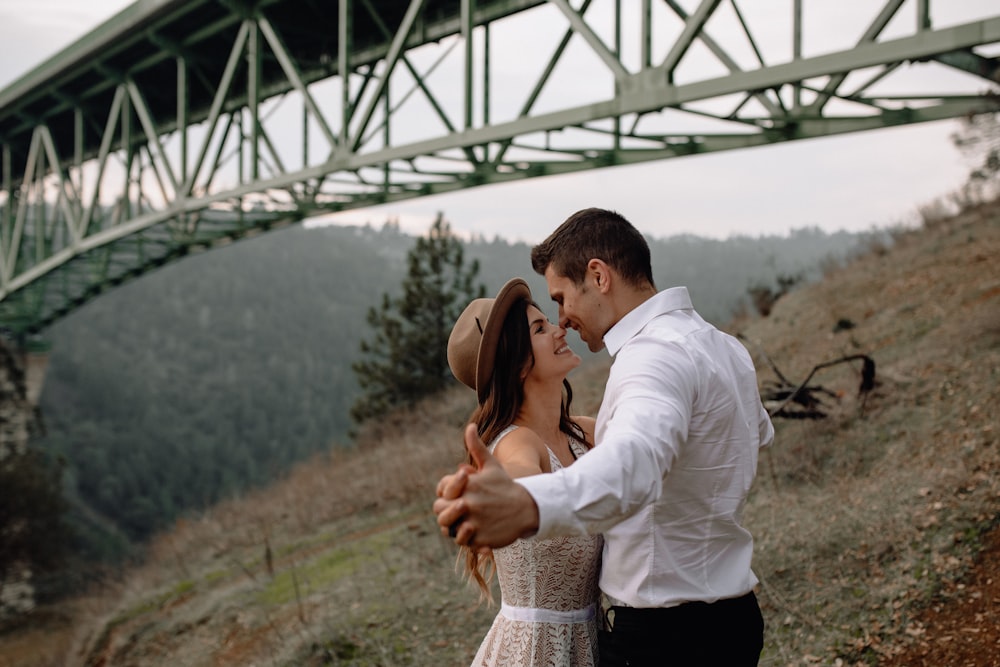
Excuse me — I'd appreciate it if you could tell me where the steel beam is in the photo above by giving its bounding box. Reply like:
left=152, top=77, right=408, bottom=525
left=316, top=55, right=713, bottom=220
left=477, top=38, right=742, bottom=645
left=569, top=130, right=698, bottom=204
left=0, top=0, right=997, bottom=335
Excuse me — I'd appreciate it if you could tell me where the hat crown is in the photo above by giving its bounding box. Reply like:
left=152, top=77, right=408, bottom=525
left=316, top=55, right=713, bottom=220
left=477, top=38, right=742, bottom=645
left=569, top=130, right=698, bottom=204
left=447, top=298, right=492, bottom=391
left=447, top=278, right=531, bottom=402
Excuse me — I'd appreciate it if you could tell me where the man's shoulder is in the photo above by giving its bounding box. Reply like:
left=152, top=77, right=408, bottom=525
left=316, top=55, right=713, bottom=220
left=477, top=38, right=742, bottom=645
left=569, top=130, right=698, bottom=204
left=611, top=328, right=698, bottom=382
left=625, top=309, right=703, bottom=347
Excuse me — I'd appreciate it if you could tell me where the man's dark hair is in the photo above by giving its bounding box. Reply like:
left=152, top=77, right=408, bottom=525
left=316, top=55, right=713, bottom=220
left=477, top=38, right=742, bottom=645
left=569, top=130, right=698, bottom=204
left=530, top=207, right=655, bottom=288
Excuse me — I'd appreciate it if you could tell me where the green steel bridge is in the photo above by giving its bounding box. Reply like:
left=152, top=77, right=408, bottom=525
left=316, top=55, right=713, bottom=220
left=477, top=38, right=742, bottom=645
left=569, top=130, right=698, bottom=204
left=1, top=0, right=998, bottom=340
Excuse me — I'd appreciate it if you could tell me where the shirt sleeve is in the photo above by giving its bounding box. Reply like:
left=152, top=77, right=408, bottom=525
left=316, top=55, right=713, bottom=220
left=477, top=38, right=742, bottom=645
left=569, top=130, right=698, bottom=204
left=516, top=337, right=696, bottom=539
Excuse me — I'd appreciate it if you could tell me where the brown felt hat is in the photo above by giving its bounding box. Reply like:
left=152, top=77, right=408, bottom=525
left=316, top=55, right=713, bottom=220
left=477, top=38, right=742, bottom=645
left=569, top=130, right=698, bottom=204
left=448, top=278, right=532, bottom=403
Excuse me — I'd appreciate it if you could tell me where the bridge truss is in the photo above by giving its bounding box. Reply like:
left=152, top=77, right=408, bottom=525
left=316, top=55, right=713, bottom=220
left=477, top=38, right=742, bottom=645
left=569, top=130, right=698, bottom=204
left=0, top=0, right=998, bottom=335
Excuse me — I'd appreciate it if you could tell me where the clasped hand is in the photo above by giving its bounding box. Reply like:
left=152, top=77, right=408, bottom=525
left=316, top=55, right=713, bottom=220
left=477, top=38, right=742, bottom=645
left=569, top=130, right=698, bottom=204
left=433, top=424, right=539, bottom=551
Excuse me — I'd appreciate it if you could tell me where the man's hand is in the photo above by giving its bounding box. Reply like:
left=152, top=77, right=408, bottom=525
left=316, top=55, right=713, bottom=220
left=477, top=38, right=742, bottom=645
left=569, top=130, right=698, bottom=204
left=433, top=424, right=540, bottom=549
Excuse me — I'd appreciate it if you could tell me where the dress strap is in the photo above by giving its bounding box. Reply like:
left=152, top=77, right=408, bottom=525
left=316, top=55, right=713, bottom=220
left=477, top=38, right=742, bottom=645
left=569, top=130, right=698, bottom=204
left=500, top=602, right=596, bottom=624
left=487, top=424, right=519, bottom=452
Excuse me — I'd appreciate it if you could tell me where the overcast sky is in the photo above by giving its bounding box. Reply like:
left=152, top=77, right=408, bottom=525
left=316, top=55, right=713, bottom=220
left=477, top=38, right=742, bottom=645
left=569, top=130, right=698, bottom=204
left=1, top=0, right=996, bottom=243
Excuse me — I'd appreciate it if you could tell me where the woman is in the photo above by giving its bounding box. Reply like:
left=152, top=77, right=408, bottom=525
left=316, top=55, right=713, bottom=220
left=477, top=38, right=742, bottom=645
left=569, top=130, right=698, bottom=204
left=445, top=277, right=602, bottom=667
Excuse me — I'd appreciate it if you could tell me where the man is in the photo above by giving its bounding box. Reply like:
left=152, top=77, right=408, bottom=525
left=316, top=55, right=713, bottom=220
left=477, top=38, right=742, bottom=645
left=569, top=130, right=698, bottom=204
left=434, top=207, right=774, bottom=666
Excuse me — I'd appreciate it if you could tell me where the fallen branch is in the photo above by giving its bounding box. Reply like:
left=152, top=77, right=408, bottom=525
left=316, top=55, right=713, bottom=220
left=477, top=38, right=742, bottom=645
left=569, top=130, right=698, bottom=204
left=738, top=334, right=876, bottom=419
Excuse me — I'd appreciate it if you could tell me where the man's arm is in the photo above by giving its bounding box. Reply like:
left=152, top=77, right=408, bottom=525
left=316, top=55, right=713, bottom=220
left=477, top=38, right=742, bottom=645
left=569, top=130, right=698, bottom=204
left=436, top=337, right=693, bottom=547
left=433, top=424, right=540, bottom=549
left=519, top=336, right=693, bottom=538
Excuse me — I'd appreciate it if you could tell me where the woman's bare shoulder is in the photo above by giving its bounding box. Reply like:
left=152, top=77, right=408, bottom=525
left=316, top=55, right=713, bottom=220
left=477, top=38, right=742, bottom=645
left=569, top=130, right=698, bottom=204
left=493, top=425, right=546, bottom=457
left=492, top=426, right=549, bottom=476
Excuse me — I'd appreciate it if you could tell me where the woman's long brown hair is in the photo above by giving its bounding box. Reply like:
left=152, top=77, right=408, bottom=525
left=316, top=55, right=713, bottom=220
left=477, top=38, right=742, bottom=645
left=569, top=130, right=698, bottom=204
left=459, top=298, right=589, bottom=603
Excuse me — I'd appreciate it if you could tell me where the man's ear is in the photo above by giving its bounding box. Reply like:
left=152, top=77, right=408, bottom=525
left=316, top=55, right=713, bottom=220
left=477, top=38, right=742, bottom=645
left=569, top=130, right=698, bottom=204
left=587, top=258, right=611, bottom=293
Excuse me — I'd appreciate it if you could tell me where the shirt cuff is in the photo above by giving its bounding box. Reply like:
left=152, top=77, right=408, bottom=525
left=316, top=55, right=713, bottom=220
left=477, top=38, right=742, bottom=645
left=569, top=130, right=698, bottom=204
left=514, top=474, right=577, bottom=540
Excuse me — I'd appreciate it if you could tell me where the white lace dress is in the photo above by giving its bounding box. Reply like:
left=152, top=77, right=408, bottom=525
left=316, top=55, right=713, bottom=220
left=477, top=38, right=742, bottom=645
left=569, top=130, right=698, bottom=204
left=471, top=426, right=603, bottom=667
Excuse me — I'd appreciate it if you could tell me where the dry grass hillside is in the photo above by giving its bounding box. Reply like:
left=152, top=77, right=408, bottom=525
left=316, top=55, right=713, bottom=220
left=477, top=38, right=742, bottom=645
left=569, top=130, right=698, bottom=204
left=1, top=200, right=998, bottom=667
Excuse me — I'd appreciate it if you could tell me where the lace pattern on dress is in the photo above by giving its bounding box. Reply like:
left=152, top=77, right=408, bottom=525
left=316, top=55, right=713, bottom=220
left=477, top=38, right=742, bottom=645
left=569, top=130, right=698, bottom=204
left=470, top=425, right=603, bottom=667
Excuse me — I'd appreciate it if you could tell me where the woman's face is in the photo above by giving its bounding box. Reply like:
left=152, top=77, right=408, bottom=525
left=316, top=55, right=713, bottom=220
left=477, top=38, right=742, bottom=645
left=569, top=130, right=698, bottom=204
left=522, top=304, right=581, bottom=384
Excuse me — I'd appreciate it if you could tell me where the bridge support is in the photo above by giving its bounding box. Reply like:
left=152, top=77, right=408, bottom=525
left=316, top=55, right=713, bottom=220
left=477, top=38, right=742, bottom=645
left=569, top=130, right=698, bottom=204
left=1, top=2, right=998, bottom=335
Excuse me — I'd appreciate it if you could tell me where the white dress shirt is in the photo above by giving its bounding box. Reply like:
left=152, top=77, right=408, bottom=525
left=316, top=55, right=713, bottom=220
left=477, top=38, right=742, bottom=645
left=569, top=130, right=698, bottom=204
left=517, top=286, right=774, bottom=608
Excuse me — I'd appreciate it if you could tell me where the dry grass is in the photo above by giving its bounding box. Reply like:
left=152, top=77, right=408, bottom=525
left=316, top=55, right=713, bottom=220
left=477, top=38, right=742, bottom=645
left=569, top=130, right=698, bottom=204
left=1, top=200, right=998, bottom=667
left=738, top=201, right=1000, bottom=665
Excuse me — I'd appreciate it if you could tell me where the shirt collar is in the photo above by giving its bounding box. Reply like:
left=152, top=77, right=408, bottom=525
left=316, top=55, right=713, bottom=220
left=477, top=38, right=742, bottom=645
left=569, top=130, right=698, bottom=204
left=603, top=286, right=693, bottom=356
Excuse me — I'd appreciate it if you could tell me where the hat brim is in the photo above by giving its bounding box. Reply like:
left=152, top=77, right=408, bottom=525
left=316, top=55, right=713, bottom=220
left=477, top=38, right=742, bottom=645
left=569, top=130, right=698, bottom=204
left=475, top=278, right=531, bottom=402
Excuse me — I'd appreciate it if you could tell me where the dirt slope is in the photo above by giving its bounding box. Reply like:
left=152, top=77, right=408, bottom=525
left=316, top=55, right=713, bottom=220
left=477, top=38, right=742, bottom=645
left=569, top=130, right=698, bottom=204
left=736, top=201, right=999, bottom=666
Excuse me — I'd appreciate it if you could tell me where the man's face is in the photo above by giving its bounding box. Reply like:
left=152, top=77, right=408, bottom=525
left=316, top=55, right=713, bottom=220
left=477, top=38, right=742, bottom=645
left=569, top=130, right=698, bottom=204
left=543, top=265, right=607, bottom=353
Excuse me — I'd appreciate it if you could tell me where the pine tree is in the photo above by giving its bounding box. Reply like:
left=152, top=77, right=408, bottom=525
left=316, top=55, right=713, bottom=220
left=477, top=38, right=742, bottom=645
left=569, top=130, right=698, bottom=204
left=950, top=96, right=1000, bottom=205
left=351, top=214, right=486, bottom=424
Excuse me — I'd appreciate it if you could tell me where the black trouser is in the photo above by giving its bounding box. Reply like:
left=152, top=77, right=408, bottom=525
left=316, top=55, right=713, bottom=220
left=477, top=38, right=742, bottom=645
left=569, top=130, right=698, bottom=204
left=598, top=591, right=764, bottom=667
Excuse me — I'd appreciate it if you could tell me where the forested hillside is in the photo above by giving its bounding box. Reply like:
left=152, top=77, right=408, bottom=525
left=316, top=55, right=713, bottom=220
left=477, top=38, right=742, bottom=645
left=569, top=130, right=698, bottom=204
left=34, top=217, right=878, bottom=561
